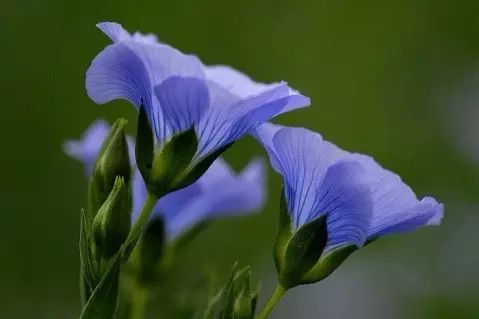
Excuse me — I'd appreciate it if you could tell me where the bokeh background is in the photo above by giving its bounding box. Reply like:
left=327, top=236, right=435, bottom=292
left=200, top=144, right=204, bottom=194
left=2, top=0, right=479, bottom=318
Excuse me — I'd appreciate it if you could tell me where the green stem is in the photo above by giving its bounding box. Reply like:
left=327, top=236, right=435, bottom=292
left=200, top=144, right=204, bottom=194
left=124, top=193, right=157, bottom=319
left=256, top=284, right=286, bottom=319
left=129, top=286, right=149, bottom=319
left=124, top=193, right=158, bottom=250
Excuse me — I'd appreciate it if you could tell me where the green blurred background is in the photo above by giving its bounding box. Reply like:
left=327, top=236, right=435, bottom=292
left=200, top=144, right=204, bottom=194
left=2, top=0, right=479, bottom=318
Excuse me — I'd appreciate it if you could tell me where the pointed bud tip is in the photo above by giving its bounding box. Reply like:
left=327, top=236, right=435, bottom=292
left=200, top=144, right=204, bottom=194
left=88, top=118, right=132, bottom=214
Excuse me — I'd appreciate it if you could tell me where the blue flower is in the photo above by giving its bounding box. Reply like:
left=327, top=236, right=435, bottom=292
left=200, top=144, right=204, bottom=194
left=254, top=123, right=443, bottom=285
left=86, top=22, right=310, bottom=162
left=256, top=123, right=443, bottom=246
left=65, top=120, right=266, bottom=240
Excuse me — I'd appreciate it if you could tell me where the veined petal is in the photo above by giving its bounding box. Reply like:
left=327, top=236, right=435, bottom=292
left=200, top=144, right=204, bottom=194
left=252, top=123, right=284, bottom=173
left=98, top=22, right=160, bottom=44
left=97, top=22, right=132, bottom=42
left=349, top=154, right=444, bottom=239
left=258, top=126, right=348, bottom=228
left=195, top=81, right=240, bottom=158
left=154, top=77, right=209, bottom=134
left=94, top=22, right=205, bottom=85
left=87, top=22, right=206, bottom=142
left=64, top=120, right=110, bottom=174
left=225, top=84, right=294, bottom=142
left=319, top=162, right=372, bottom=249
left=156, top=157, right=266, bottom=240
left=196, top=84, right=309, bottom=158
left=256, top=124, right=443, bottom=264
left=86, top=42, right=152, bottom=108
left=204, top=65, right=310, bottom=111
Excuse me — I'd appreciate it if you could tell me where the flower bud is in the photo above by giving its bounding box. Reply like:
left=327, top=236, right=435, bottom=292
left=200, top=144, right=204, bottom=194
left=93, top=176, right=132, bottom=259
left=89, top=118, right=131, bottom=216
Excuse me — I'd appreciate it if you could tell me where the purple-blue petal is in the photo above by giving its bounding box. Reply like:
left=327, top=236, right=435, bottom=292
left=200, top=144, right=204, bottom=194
left=86, top=43, right=152, bottom=108
left=348, top=154, right=444, bottom=239
left=255, top=125, right=371, bottom=247
left=97, top=22, right=132, bottom=42
left=195, top=83, right=309, bottom=158
left=154, top=77, right=210, bottom=135
left=255, top=123, right=443, bottom=246
left=155, top=157, right=266, bottom=240
left=204, top=65, right=311, bottom=112
left=97, top=22, right=160, bottom=44
left=88, top=22, right=310, bottom=159
left=319, top=161, right=372, bottom=249
left=256, top=125, right=349, bottom=228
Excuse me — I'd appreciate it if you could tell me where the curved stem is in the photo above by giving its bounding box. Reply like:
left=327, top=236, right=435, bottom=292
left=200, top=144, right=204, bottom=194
left=256, top=284, right=286, bottom=319
left=129, top=286, right=149, bottom=319
left=125, top=193, right=157, bottom=319
left=126, top=193, right=158, bottom=247
left=123, top=193, right=158, bottom=255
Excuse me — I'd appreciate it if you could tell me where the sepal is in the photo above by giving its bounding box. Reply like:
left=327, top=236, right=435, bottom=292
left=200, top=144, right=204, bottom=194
left=274, top=187, right=328, bottom=288
left=300, top=245, right=357, bottom=284
left=135, top=105, right=154, bottom=185
left=93, top=176, right=132, bottom=259
left=135, top=105, right=233, bottom=197
left=148, top=128, right=198, bottom=196
left=178, top=142, right=233, bottom=190
left=273, top=188, right=293, bottom=277
left=136, top=105, right=198, bottom=197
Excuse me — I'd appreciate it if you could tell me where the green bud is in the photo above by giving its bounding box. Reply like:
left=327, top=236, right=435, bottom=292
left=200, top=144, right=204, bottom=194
left=136, top=105, right=232, bottom=198
left=273, top=188, right=328, bottom=288
left=89, top=118, right=131, bottom=218
left=92, top=176, right=132, bottom=259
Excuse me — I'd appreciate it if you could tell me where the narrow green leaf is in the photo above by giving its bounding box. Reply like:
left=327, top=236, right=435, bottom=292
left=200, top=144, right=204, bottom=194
left=201, top=287, right=225, bottom=319
left=79, top=209, right=98, bottom=305
left=232, top=267, right=254, bottom=319
left=281, top=215, right=328, bottom=288
left=220, top=263, right=238, bottom=319
left=80, top=252, right=121, bottom=319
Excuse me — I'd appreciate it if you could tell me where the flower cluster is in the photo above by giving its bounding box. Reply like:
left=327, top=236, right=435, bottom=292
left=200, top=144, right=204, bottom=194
left=65, top=120, right=266, bottom=242
left=66, top=22, right=443, bottom=319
